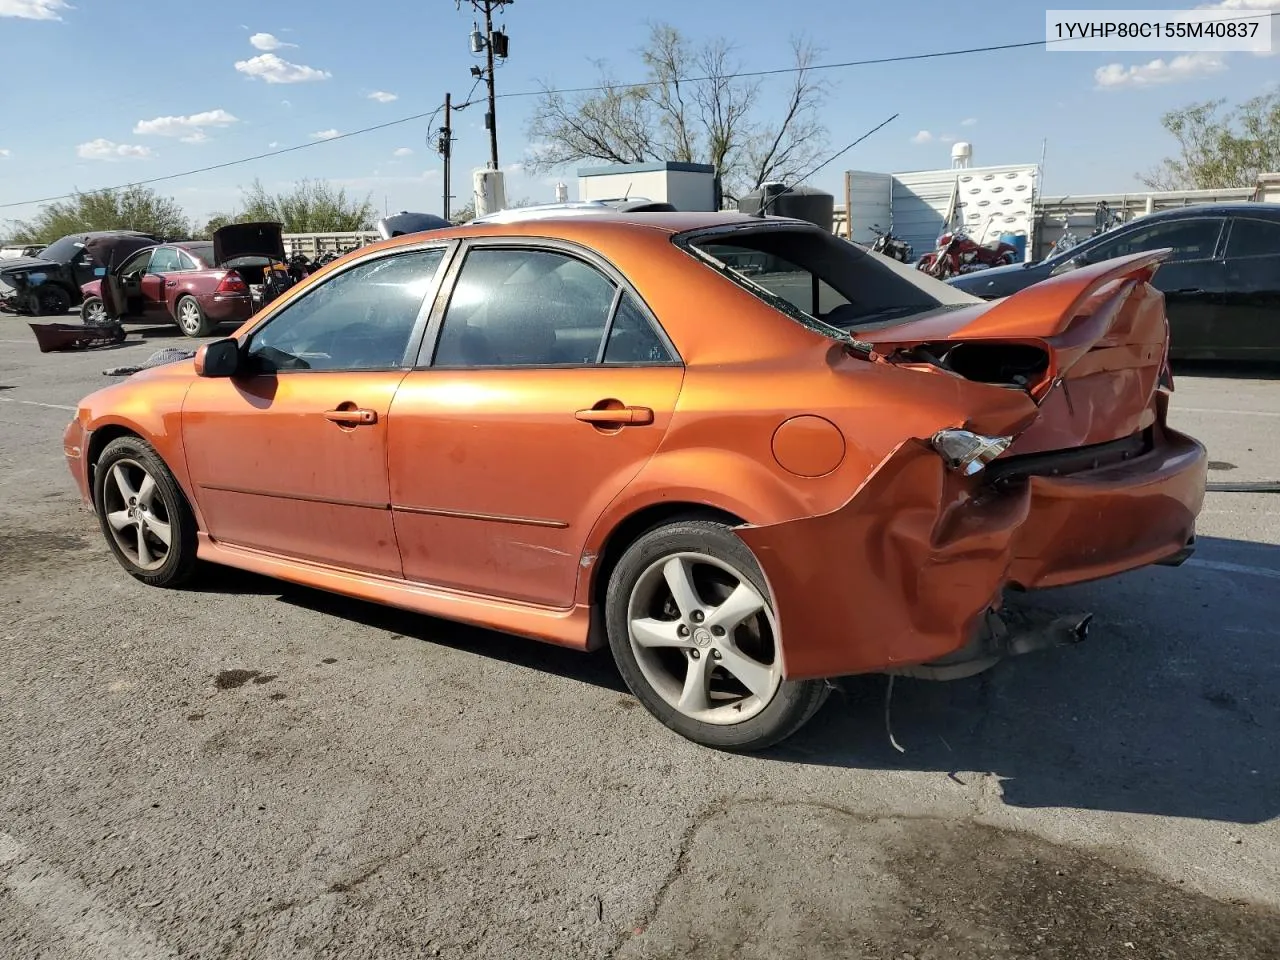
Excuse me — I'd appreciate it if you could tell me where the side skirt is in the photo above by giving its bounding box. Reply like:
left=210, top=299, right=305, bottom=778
left=196, top=533, right=593, bottom=651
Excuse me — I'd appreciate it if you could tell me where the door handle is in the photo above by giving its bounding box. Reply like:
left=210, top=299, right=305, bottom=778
left=324, top=407, right=378, bottom=425
left=575, top=405, right=654, bottom=426
left=165, top=280, right=177, bottom=288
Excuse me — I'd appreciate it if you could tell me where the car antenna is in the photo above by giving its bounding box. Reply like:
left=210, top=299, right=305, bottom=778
left=754, top=112, right=900, bottom=219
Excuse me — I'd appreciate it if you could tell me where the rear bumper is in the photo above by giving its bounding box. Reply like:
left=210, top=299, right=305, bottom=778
left=737, top=423, right=1206, bottom=682
left=205, top=294, right=254, bottom=323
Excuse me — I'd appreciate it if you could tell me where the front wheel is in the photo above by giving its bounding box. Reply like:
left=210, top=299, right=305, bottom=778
left=605, top=519, right=829, bottom=751
left=32, top=285, right=71, bottom=316
left=93, top=436, right=200, bottom=588
left=81, top=296, right=108, bottom=325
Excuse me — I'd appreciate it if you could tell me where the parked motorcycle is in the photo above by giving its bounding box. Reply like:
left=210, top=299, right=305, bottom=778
left=915, top=229, right=1018, bottom=280
left=868, top=224, right=913, bottom=263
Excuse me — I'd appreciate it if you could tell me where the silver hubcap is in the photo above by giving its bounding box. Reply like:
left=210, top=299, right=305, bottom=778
left=85, top=301, right=106, bottom=323
left=627, top=552, right=782, bottom=725
left=102, top=459, right=172, bottom=571
left=180, top=301, right=200, bottom=331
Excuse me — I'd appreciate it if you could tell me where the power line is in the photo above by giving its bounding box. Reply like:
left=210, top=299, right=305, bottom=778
left=3, top=13, right=1275, bottom=212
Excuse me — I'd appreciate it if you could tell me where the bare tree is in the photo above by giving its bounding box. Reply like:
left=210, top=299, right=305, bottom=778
left=526, top=24, right=829, bottom=203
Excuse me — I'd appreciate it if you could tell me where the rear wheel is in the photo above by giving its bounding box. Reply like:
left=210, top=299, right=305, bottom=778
left=176, top=295, right=214, bottom=337
left=93, top=436, right=200, bottom=588
left=605, top=520, right=829, bottom=751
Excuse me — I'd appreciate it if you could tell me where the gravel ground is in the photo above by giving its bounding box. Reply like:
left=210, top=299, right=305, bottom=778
left=1, top=314, right=1278, bottom=960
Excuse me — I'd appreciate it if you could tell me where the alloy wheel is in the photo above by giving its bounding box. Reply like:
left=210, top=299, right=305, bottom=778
left=178, top=299, right=201, bottom=334
left=101, top=458, right=173, bottom=571
left=626, top=552, right=782, bottom=725
left=83, top=299, right=107, bottom=325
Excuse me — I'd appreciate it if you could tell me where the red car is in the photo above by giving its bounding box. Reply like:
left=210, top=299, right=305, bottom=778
left=80, top=222, right=290, bottom=338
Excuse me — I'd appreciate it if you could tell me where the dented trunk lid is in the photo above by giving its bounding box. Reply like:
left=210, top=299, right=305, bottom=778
left=858, top=249, right=1172, bottom=454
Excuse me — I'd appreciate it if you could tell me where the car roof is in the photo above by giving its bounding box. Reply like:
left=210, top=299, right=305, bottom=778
left=352, top=211, right=811, bottom=258
left=1134, top=202, right=1280, bottom=222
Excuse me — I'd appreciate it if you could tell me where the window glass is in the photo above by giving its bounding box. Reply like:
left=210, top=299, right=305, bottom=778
left=184, top=242, right=215, bottom=266
left=246, top=248, right=445, bottom=372
left=149, top=247, right=181, bottom=274
left=685, top=229, right=969, bottom=334
left=118, top=250, right=153, bottom=276
left=433, top=248, right=617, bottom=367
left=1226, top=219, right=1280, bottom=259
left=603, top=291, right=673, bottom=364
left=176, top=249, right=197, bottom=270
left=1085, top=218, right=1224, bottom=264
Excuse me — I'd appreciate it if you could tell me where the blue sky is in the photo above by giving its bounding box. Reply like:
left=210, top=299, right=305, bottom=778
left=0, top=0, right=1275, bottom=228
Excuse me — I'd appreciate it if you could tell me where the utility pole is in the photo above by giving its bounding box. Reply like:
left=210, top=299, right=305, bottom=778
left=462, top=0, right=512, bottom=171
left=438, top=92, right=453, bottom=220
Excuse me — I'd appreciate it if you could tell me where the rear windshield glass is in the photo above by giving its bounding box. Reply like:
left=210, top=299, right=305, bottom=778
left=680, top=225, right=978, bottom=335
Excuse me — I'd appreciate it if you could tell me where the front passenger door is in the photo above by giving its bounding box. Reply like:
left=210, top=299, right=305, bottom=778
left=182, top=245, right=451, bottom=576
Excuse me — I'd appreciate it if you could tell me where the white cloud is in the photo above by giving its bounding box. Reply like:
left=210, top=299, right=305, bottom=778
left=393, top=147, right=414, bottom=157
left=504, top=162, right=525, bottom=174
left=961, top=117, right=977, bottom=127
left=134, top=108, right=238, bottom=137
left=1095, top=52, right=1226, bottom=88
left=235, top=53, right=330, bottom=84
left=76, top=138, right=153, bottom=161
left=911, top=130, right=933, bottom=144
left=940, top=134, right=956, bottom=143
left=180, top=132, right=208, bottom=144
left=268, top=141, right=279, bottom=148
left=249, top=32, right=295, bottom=51
left=0, top=0, right=70, bottom=20
left=368, top=90, right=398, bottom=103
left=310, top=129, right=339, bottom=140
left=0, top=148, right=10, bottom=158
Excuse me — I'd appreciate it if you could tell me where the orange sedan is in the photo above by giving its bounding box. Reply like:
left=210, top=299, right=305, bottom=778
left=62, top=212, right=1206, bottom=751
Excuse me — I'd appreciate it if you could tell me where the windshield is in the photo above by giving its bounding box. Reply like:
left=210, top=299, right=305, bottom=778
left=679, top=224, right=978, bottom=336
left=37, top=236, right=87, bottom=263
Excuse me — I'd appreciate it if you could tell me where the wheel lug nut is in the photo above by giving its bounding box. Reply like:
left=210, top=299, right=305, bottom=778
left=711, top=626, right=725, bottom=637
left=691, top=610, right=704, bottom=624
left=677, top=625, right=690, bottom=637
left=711, top=650, right=722, bottom=660
left=690, top=650, right=700, bottom=660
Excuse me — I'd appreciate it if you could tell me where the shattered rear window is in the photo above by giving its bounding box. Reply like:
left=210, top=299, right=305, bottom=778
left=677, top=223, right=977, bottom=336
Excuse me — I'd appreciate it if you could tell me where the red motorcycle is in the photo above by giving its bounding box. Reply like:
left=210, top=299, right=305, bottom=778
left=915, top=230, right=1019, bottom=280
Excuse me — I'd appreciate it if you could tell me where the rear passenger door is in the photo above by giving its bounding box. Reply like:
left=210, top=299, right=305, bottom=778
left=1222, top=217, right=1280, bottom=360
left=386, top=240, right=684, bottom=608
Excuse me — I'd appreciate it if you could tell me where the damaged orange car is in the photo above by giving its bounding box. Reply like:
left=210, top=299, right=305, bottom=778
left=63, top=212, right=1206, bottom=750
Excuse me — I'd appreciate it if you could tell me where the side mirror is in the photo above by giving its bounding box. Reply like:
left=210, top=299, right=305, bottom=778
left=1051, top=255, right=1084, bottom=276
left=194, top=337, right=241, bottom=378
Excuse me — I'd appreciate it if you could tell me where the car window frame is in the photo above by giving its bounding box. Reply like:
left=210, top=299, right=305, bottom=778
left=1223, top=216, right=1280, bottom=261
left=414, top=236, right=683, bottom=370
left=147, top=245, right=182, bottom=275
left=1079, top=215, right=1227, bottom=266
left=235, top=238, right=460, bottom=376
left=117, top=248, right=156, bottom=277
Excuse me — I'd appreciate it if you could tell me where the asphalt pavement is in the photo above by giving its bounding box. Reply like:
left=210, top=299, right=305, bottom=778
left=1, top=313, right=1278, bottom=959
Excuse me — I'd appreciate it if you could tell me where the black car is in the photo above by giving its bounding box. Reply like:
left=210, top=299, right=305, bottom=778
left=0, top=230, right=158, bottom=316
left=948, top=203, right=1280, bottom=361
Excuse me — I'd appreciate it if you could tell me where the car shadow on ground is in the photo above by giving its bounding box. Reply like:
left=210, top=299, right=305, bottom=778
left=192, top=536, right=1278, bottom=825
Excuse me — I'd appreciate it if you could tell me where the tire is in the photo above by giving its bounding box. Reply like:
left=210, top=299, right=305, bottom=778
left=31, top=286, right=71, bottom=316
left=92, top=436, right=200, bottom=588
left=605, top=519, right=830, bottom=752
left=175, top=295, right=214, bottom=338
left=80, top=296, right=108, bottom=325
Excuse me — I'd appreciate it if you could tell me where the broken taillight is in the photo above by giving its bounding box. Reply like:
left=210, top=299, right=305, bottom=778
left=931, top=429, right=1014, bottom=476
left=215, top=272, right=248, bottom=294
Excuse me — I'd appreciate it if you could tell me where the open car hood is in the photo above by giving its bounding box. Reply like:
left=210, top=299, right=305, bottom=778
left=212, top=222, right=285, bottom=265
left=0, top=256, right=61, bottom=277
